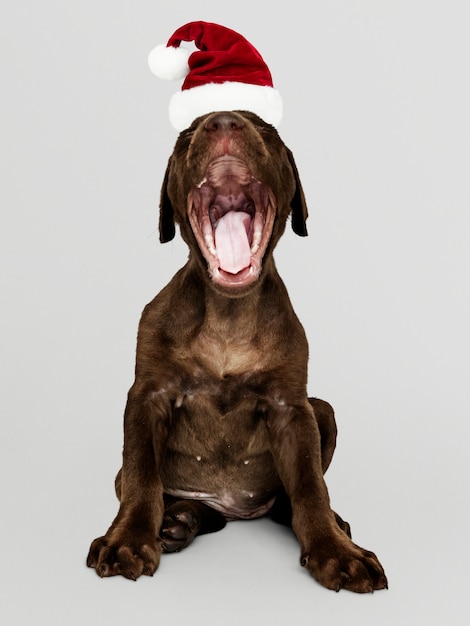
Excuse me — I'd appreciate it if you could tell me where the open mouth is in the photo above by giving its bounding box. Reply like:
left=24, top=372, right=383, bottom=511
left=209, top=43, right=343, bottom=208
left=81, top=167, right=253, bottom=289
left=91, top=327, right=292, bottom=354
left=188, top=156, right=276, bottom=289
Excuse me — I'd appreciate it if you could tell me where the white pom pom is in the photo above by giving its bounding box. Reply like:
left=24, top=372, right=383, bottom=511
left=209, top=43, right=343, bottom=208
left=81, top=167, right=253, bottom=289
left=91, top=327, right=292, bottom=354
left=148, top=44, right=190, bottom=80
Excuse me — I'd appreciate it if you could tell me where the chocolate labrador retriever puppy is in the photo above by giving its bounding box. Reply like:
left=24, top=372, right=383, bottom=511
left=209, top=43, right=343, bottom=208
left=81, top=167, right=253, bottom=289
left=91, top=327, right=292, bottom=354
left=87, top=110, right=387, bottom=592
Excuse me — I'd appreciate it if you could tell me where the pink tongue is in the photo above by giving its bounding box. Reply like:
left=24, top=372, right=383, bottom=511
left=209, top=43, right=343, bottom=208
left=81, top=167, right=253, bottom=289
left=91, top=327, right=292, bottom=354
left=215, top=211, right=252, bottom=274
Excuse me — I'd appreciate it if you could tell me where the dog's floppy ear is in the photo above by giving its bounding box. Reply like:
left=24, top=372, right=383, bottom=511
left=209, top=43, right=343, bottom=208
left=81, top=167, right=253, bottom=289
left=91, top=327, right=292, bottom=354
left=159, top=157, right=176, bottom=243
left=286, top=148, right=308, bottom=237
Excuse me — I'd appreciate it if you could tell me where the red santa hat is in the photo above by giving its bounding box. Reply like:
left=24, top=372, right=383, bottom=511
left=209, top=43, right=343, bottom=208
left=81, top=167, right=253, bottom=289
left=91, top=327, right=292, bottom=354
left=148, top=21, right=283, bottom=131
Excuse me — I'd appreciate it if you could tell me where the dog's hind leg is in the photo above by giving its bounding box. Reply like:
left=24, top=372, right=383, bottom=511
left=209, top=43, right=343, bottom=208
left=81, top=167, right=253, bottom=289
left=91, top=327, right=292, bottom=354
left=160, top=496, right=227, bottom=553
left=308, top=397, right=337, bottom=473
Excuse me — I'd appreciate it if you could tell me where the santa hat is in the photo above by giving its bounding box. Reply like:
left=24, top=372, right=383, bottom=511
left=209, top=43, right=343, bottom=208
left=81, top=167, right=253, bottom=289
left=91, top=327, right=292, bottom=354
left=148, top=21, right=283, bottom=131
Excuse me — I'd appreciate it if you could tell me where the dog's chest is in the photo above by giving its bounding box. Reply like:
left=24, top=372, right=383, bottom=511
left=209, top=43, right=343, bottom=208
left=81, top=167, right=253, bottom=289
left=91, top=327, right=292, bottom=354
left=188, top=328, right=265, bottom=378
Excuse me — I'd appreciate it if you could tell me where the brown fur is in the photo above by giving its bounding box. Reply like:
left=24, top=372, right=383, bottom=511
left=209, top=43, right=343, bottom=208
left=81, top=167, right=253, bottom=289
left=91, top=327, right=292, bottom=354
left=87, top=111, right=387, bottom=592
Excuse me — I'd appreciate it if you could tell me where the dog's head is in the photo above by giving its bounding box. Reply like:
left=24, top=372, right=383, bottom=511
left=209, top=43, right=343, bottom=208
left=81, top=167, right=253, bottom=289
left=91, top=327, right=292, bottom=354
left=159, top=111, right=308, bottom=294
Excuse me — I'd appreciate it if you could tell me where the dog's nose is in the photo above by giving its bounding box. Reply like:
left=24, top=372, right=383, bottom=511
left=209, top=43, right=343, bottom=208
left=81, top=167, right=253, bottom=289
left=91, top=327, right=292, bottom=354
left=204, top=112, right=245, bottom=133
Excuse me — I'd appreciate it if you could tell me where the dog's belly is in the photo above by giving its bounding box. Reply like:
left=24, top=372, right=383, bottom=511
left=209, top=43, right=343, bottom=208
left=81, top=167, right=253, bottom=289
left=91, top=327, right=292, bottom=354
left=164, top=487, right=276, bottom=521
left=160, top=391, right=282, bottom=520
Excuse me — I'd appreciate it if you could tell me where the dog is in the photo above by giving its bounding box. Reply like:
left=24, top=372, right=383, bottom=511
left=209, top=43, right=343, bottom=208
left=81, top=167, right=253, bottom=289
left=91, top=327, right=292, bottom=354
left=87, top=110, right=387, bottom=593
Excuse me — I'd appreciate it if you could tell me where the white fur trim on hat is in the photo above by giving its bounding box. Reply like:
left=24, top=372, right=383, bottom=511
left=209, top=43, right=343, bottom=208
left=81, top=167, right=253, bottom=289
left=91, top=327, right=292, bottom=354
left=148, top=44, right=190, bottom=81
left=169, top=81, right=283, bottom=131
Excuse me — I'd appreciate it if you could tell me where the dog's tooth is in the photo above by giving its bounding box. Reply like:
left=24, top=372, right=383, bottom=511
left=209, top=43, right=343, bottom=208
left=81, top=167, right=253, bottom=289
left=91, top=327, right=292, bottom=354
left=251, top=212, right=264, bottom=253
left=253, top=210, right=264, bottom=229
left=201, top=214, right=217, bottom=256
left=251, top=232, right=261, bottom=254
left=204, top=234, right=217, bottom=255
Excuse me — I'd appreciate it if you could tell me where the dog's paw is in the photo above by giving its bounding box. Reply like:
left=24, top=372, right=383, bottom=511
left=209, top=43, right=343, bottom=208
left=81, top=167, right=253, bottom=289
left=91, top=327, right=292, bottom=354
left=160, top=503, right=200, bottom=553
left=301, top=534, right=388, bottom=593
left=87, top=532, right=161, bottom=580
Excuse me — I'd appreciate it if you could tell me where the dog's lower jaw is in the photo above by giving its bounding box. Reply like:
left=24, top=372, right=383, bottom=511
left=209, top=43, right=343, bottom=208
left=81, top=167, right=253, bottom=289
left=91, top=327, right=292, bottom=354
left=198, top=256, right=272, bottom=297
left=210, top=263, right=260, bottom=290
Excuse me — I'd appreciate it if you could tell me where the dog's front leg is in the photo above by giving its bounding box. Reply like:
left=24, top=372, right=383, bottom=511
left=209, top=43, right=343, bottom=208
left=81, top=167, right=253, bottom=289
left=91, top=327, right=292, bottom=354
left=266, top=399, right=387, bottom=593
left=87, top=386, right=170, bottom=579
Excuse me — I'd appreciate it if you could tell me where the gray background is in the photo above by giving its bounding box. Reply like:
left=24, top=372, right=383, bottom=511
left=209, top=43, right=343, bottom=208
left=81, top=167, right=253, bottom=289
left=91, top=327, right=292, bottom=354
left=1, top=1, right=469, bottom=624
